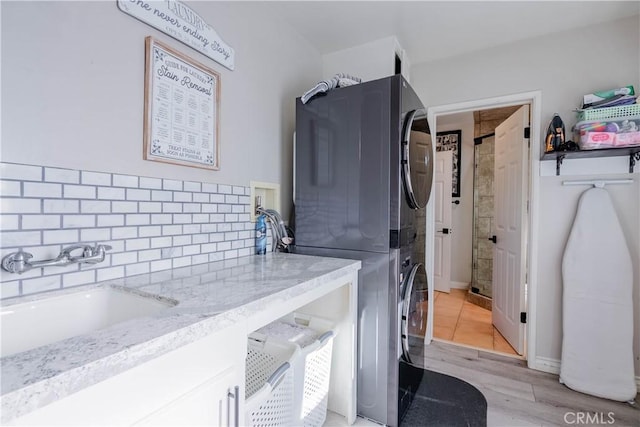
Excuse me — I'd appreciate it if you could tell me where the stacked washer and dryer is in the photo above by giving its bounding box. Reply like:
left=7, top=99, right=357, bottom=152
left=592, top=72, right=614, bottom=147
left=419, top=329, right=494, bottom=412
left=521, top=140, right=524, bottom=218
left=293, top=75, right=434, bottom=426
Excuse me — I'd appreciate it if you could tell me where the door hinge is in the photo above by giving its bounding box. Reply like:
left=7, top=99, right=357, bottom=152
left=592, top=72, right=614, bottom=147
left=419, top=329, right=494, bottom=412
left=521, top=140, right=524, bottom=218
left=524, top=127, right=530, bottom=139
left=520, top=312, right=527, bottom=324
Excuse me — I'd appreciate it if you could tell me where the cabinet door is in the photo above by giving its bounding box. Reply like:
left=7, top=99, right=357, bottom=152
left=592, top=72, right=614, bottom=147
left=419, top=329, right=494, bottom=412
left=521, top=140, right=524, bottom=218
left=134, top=367, right=239, bottom=426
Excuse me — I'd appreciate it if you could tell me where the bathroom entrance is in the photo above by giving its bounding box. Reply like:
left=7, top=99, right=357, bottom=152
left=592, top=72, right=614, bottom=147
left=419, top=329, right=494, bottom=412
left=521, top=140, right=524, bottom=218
left=429, top=96, right=536, bottom=359
left=471, top=105, right=525, bottom=302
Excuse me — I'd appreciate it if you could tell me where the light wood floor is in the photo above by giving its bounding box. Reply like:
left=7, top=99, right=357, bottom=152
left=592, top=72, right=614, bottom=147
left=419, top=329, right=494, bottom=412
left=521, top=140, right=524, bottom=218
left=433, top=289, right=518, bottom=356
left=327, top=341, right=640, bottom=426
left=326, top=290, right=639, bottom=426
left=423, top=341, right=640, bottom=426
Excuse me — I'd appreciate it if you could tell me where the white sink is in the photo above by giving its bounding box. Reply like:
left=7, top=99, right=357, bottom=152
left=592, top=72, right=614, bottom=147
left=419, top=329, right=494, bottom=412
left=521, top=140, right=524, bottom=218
left=0, top=287, right=176, bottom=358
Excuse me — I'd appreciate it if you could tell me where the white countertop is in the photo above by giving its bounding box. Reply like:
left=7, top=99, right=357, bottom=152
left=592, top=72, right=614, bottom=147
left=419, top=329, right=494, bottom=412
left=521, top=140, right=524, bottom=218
left=0, top=253, right=361, bottom=422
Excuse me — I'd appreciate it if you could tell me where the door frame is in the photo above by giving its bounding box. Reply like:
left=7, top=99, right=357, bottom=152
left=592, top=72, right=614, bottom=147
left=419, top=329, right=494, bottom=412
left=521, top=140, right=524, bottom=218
left=426, top=90, right=541, bottom=367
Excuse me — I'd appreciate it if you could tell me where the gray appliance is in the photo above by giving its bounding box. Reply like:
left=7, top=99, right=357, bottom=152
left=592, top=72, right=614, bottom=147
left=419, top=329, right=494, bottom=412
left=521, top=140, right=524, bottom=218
left=294, top=75, right=433, bottom=426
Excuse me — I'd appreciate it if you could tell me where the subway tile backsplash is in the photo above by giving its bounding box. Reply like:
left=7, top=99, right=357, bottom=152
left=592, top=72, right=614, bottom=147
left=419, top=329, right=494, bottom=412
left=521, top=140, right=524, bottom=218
left=0, top=162, right=255, bottom=299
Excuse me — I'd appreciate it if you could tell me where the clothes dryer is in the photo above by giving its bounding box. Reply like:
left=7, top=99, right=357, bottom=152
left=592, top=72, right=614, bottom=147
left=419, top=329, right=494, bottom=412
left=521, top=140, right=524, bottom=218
left=294, top=75, right=434, bottom=426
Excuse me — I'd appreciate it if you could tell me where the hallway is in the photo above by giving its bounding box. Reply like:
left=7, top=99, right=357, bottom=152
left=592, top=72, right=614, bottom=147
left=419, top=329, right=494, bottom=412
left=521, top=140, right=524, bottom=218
left=433, top=289, right=518, bottom=356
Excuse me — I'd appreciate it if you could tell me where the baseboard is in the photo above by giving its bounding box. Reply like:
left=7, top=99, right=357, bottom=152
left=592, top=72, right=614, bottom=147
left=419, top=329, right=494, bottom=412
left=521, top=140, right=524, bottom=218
left=532, top=356, right=560, bottom=374
left=450, top=281, right=469, bottom=290
left=534, top=357, right=640, bottom=388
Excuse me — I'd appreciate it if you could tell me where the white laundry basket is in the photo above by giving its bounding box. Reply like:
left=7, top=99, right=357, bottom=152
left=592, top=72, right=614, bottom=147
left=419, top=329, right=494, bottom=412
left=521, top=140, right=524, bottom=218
left=245, top=335, right=299, bottom=427
left=253, top=313, right=337, bottom=427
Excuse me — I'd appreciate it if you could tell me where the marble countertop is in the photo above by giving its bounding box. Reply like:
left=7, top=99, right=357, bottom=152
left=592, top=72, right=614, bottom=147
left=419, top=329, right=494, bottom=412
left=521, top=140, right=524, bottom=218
left=0, top=253, right=361, bottom=422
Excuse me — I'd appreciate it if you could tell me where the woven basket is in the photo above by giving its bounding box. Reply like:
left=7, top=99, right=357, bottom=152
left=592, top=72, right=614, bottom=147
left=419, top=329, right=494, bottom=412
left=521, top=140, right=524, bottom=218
left=576, top=104, right=640, bottom=121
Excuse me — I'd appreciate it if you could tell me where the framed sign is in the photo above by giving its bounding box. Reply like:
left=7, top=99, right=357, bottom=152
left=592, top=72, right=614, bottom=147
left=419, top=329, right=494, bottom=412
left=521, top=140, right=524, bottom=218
left=435, top=130, right=462, bottom=197
left=144, top=37, right=220, bottom=170
left=118, top=0, right=234, bottom=70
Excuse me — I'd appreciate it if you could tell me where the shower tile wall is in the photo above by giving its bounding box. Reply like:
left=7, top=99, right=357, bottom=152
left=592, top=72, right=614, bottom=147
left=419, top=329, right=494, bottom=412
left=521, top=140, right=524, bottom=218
left=472, top=138, right=495, bottom=298
left=0, top=162, right=255, bottom=300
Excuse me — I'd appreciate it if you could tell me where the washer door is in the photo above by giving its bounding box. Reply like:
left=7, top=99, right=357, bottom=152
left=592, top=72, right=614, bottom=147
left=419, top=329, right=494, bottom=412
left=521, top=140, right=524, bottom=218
left=401, top=262, right=429, bottom=364
left=401, top=109, right=434, bottom=209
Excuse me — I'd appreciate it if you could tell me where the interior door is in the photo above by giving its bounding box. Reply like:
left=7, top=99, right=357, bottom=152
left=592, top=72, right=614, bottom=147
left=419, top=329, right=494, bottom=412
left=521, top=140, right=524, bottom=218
left=401, top=110, right=433, bottom=209
left=492, top=105, right=529, bottom=355
left=434, top=151, right=453, bottom=293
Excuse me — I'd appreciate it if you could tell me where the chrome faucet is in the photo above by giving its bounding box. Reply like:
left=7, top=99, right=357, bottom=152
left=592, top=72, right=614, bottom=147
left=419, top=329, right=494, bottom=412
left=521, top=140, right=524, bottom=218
left=61, top=244, right=111, bottom=264
left=256, top=206, right=293, bottom=252
left=1, top=244, right=112, bottom=274
left=60, top=244, right=95, bottom=261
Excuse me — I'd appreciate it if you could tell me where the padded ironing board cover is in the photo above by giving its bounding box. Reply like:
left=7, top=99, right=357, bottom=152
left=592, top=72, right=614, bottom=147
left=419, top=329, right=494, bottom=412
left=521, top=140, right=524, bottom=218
left=560, top=187, right=636, bottom=401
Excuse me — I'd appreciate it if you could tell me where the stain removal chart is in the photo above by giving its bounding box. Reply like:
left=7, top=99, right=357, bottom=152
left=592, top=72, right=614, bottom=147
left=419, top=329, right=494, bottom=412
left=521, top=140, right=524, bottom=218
left=144, top=37, right=220, bottom=170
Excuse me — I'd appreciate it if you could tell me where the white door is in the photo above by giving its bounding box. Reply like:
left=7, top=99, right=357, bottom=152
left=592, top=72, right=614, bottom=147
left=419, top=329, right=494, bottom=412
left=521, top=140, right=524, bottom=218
left=492, top=105, right=529, bottom=355
left=434, top=150, right=453, bottom=293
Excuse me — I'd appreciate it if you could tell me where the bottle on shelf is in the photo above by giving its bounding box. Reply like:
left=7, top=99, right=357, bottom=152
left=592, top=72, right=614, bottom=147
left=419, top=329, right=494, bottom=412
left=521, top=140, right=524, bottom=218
left=256, top=213, right=267, bottom=255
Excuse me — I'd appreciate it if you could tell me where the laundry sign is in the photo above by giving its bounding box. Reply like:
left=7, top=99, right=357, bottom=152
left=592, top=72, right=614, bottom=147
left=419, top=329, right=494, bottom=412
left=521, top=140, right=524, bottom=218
left=143, top=37, right=220, bottom=170
left=117, top=0, right=235, bottom=70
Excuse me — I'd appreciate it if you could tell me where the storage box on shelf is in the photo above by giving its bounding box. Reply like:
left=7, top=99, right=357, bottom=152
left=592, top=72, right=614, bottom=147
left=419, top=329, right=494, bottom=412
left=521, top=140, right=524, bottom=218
left=575, top=104, right=640, bottom=122
left=252, top=313, right=337, bottom=427
left=542, top=104, right=640, bottom=175
left=573, top=117, right=640, bottom=150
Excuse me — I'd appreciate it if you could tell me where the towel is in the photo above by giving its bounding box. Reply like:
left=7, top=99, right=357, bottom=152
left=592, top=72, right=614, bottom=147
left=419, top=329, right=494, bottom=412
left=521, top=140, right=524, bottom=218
left=300, top=73, right=362, bottom=104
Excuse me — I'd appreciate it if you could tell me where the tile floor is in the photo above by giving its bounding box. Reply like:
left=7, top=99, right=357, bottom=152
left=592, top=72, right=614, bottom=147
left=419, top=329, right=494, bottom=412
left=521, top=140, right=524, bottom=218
left=433, top=289, right=518, bottom=356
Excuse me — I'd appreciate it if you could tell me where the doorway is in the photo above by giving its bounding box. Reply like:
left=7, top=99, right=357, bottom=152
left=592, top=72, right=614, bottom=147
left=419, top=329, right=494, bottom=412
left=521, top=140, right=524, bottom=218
left=426, top=91, right=542, bottom=364
left=433, top=289, right=518, bottom=355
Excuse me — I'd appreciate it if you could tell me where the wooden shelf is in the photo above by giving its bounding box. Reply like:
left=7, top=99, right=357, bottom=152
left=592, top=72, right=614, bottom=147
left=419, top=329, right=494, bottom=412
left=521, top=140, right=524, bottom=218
left=541, top=146, right=640, bottom=175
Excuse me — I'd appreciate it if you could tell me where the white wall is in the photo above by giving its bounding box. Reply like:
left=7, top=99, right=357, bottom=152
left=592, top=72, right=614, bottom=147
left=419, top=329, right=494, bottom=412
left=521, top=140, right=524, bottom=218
left=0, top=1, right=323, bottom=222
left=412, top=16, right=640, bottom=376
left=322, top=35, right=409, bottom=82
left=436, top=112, right=474, bottom=286
left=537, top=174, right=640, bottom=364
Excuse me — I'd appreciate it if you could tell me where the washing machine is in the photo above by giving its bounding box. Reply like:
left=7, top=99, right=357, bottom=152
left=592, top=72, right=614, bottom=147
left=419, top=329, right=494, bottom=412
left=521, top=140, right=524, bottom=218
left=294, top=74, right=434, bottom=426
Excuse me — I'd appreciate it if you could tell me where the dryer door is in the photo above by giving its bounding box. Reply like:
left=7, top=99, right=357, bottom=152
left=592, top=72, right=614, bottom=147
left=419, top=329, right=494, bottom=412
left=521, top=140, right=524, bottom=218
left=401, top=109, right=434, bottom=210
left=400, top=262, right=429, bottom=364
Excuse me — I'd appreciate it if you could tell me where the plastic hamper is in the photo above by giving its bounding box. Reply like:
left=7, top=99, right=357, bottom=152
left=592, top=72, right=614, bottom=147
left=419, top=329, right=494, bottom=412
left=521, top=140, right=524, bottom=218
left=253, top=313, right=337, bottom=427
left=245, top=335, right=299, bottom=427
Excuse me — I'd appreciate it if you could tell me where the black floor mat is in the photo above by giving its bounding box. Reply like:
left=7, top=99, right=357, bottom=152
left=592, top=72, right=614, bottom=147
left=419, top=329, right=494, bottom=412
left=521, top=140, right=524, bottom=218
left=400, top=369, right=487, bottom=427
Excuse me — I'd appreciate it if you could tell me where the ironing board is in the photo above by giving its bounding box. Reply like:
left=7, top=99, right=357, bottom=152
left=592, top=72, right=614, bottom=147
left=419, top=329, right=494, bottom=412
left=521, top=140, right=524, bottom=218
left=560, top=187, right=636, bottom=402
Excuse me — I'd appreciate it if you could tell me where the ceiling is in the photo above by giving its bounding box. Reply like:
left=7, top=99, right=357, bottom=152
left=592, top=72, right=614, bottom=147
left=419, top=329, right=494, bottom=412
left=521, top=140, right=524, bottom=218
left=250, top=1, right=639, bottom=65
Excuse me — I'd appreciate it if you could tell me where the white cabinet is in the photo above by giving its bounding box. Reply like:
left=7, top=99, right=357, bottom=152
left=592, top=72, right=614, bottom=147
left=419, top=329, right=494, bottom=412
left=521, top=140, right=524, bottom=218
left=8, top=267, right=359, bottom=426
left=11, top=324, right=246, bottom=426
left=135, top=368, right=239, bottom=426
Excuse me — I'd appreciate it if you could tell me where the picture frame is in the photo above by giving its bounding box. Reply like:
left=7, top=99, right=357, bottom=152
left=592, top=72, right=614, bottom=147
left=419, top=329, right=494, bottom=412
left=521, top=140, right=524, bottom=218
left=435, top=130, right=462, bottom=197
left=144, top=37, right=220, bottom=170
